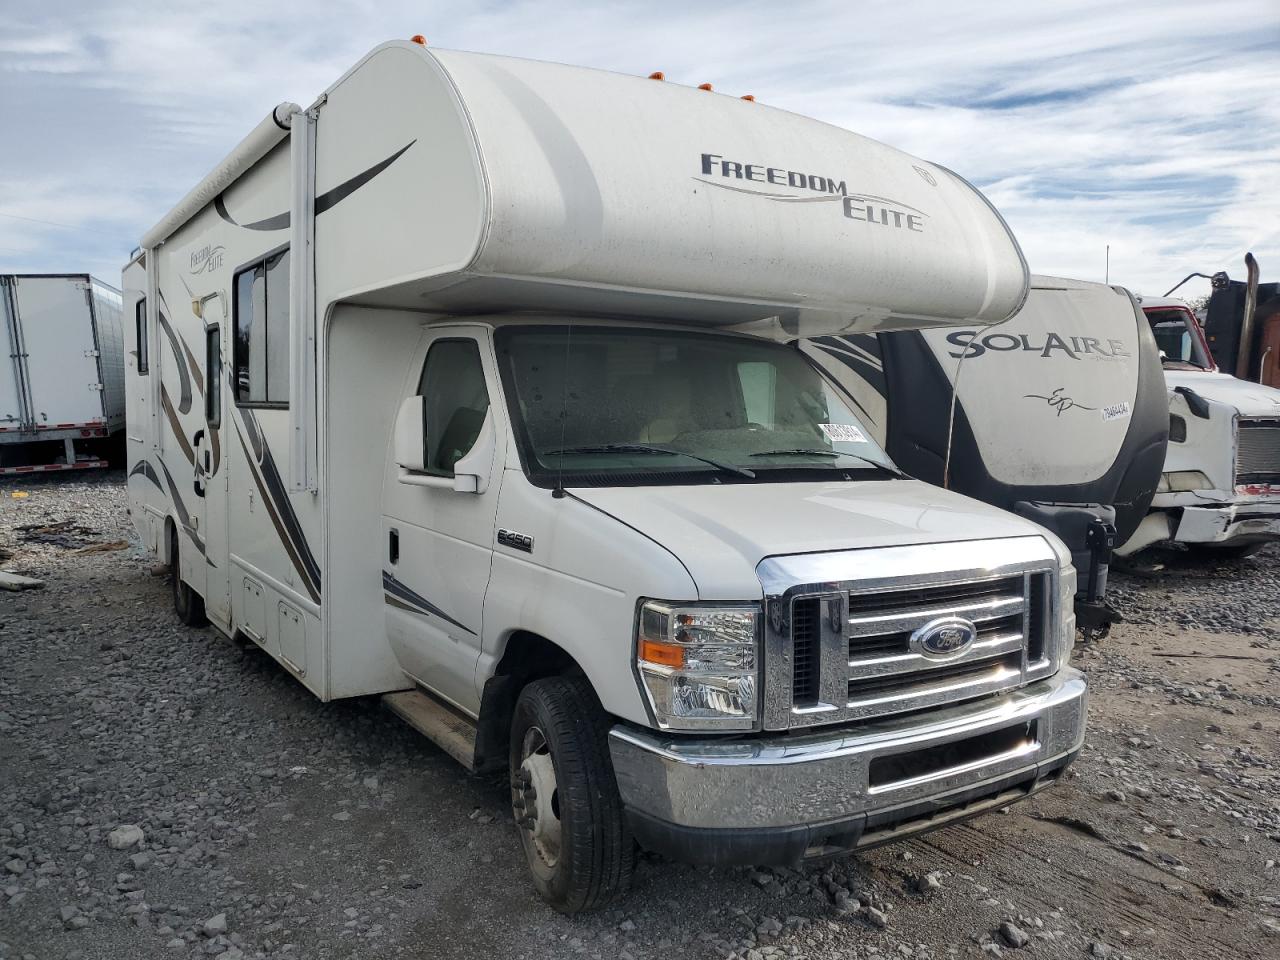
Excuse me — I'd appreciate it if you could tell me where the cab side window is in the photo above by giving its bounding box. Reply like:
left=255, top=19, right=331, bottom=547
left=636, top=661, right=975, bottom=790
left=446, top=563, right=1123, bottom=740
left=416, top=340, right=490, bottom=477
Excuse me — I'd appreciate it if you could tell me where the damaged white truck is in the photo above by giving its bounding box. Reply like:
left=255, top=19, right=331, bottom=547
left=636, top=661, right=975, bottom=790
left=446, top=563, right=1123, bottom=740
left=124, top=40, right=1086, bottom=911
left=1123, top=290, right=1280, bottom=558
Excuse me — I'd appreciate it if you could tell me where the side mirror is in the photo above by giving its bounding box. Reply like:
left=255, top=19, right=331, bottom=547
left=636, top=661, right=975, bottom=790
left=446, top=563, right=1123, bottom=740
left=451, top=409, right=496, bottom=494
left=393, top=395, right=426, bottom=472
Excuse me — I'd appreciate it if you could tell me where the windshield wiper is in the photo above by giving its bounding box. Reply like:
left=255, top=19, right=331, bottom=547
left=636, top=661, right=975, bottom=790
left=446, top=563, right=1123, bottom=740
left=544, top=443, right=755, bottom=479
left=749, top=449, right=908, bottom=478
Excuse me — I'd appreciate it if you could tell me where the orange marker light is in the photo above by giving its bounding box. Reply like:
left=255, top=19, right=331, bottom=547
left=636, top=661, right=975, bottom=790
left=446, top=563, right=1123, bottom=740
left=698, top=82, right=714, bottom=91
left=410, top=34, right=427, bottom=45
left=640, top=639, right=684, bottom=668
left=648, top=71, right=665, bottom=81
left=741, top=94, right=756, bottom=102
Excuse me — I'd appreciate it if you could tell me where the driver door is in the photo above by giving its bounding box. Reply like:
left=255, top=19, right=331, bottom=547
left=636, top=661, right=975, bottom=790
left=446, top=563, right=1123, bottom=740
left=381, top=331, right=503, bottom=714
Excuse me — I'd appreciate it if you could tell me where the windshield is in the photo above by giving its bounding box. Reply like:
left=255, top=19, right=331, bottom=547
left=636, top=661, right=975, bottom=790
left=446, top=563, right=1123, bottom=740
left=1147, top=307, right=1211, bottom=370
left=495, top=325, right=896, bottom=486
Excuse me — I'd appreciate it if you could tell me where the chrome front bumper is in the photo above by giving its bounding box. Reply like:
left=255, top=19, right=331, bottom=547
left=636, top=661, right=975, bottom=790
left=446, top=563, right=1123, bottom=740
left=1174, top=502, right=1280, bottom=545
left=609, top=668, right=1086, bottom=865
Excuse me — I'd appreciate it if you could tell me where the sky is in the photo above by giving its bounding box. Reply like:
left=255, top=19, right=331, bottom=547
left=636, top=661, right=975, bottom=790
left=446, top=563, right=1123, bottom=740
left=1, top=0, right=1277, bottom=303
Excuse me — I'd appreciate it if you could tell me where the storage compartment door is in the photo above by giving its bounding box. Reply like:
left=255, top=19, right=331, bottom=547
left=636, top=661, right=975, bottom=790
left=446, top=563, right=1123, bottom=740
left=278, top=602, right=307, bottom=676
left=13, top=277, right=105, bottom=428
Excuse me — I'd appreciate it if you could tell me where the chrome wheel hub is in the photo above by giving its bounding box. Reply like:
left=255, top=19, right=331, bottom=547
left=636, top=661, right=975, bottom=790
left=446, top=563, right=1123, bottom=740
left=514, top=726, right=561, bottom=867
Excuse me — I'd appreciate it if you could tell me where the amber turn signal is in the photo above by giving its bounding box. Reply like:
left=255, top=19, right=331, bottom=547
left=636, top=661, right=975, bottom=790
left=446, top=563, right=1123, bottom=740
left=639, top=639, right=684, bottom=668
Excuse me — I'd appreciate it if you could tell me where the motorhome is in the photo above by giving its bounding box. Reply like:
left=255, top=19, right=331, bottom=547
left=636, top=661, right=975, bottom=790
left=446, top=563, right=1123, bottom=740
left=125, top=39, right=1086, bottom=911
left=1122, top=292, right=1280, bottom=557
left=1, top=273, right=125, bottom=474
left=805, top=276, right=1169, bottom=633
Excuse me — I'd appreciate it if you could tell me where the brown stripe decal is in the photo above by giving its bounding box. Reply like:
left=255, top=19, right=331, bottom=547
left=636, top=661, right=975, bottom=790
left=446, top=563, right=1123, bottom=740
left=240, top=411, right=322, bottom=595
left=233, top=423, right=320, bottom=604
left=156, top=294, right=192, bottom=415
left=183, top=336, right=204, bottom=396
left=161, top=385, right=195, bottom=465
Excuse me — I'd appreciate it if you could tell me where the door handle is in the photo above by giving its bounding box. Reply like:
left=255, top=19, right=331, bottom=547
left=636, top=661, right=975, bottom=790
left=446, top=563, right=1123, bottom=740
left=389, top=529, right=400, bottom=565
left=192, top=429, right=207, bottom=497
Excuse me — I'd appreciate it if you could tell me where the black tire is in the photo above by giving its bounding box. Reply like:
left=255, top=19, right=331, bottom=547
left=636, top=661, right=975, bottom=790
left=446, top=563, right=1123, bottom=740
left=169, top=524, right=207, bottom=627
left=509, top=676, right=635, bottom=913
left=1188, top=541, right=1268, bottom=561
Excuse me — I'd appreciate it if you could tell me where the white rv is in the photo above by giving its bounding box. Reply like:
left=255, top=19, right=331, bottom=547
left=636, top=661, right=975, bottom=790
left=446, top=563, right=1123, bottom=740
left=1120, top=295, right=1280, bottom=557
left=125, top=40, right=1086, bottom=911
left=806, top=276, right=1169, bottom=632
left=1, top=274, right=125, bottom=474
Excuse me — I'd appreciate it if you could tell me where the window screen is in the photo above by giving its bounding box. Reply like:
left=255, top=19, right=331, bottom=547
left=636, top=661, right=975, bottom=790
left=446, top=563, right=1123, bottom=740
left=135, top=297, right=148, bottom=375
left=416, top=340, right=490, bottom=477
left=205, top=327, right=221, bottom=427
left=233, top=249, right=290, bottom=404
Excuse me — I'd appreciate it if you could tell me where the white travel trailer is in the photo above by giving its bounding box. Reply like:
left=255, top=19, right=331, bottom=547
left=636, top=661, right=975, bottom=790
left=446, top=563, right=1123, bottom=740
left=805, top=276, right=1169, bottom=632
left=0, top=273, right=125, bottom=474
left=125, top=40, right=1086, bottom=911
left=1121, top=294, right=1280, bottom=557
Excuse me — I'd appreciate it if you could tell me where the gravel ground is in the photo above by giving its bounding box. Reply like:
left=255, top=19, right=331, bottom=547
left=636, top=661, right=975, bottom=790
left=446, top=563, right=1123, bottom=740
left=1, top=472, right=1278, bottom=960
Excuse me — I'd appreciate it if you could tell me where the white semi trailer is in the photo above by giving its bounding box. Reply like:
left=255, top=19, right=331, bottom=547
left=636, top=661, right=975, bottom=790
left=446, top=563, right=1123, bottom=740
left=0, top=273, right=125, bottom=474
left=125, top=39, right=1086, bottom=911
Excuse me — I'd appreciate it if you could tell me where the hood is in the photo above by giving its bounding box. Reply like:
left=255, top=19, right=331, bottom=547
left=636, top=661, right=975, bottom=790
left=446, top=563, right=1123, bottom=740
left=1165, top=370, right=1280, bottom=417
left=571, top=478, right=1055, bottom=599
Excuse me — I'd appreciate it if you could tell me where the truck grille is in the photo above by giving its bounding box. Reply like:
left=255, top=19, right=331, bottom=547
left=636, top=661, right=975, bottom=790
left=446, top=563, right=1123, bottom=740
left=1237, top=418, right=1280, bottom=484
left=782, top=568, right=1053, bottom=728
left=760, top=537, right=1060, bottom=731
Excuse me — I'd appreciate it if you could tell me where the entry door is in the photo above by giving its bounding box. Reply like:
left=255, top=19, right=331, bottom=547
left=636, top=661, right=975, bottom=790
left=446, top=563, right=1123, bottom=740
left=382, top=331, right=502, bottom=714
left=195, top=323, right=231, bottom=625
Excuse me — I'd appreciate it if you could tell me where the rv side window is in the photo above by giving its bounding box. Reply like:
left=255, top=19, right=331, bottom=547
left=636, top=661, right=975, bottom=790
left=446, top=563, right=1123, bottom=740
left=205, top=326, right=221, bottom=428
left=233, top=248, right=290, bottom=406
left=136, top=297, right=149, bottom=374
left=415, top=339, right=491, bottom=477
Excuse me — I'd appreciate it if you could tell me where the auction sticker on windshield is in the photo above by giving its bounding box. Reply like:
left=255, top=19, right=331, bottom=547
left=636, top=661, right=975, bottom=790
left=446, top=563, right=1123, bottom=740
left=819, top=422, right=868, bottom=443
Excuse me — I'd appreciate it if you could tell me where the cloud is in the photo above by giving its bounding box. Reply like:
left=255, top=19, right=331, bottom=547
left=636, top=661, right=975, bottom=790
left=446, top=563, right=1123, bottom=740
left=0, top=0, right=1276, bottom=302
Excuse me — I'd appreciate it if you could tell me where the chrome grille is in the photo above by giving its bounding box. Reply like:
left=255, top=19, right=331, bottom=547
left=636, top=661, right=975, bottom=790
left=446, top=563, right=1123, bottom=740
left=1237, top=418, right=1280, bottom=483
left=839, top=574, right=1047, bottom=722
left=791, top=597, right=821, bottom=706
left=759, top=538, right=1059, bottom=732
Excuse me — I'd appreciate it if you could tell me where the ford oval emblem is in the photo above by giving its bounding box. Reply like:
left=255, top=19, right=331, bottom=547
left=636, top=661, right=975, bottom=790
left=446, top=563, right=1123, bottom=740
left=911, top=616, right=977, bottom=658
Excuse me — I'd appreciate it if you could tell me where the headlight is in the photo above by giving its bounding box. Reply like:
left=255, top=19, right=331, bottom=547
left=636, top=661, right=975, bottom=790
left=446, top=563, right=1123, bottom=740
left=1058, top=563, right=1077, bottom=658
left=1157, top=470, right=1212, bottom=493
left=636, top=601, right=759, bottom=731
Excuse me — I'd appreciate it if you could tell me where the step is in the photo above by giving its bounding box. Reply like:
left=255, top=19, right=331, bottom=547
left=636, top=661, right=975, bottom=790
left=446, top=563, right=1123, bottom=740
left=382, top=689, right=478, bottom=771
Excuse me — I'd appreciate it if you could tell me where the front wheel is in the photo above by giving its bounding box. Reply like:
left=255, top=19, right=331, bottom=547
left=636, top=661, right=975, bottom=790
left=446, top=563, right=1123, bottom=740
left=509, top=676, right=635, bottom=912
left=169, top=525, right=207, bottom=627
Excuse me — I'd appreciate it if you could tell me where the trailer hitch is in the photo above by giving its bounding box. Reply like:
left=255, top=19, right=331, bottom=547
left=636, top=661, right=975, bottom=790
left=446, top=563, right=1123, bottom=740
left=1075, top=517, right=1121, bottom=642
